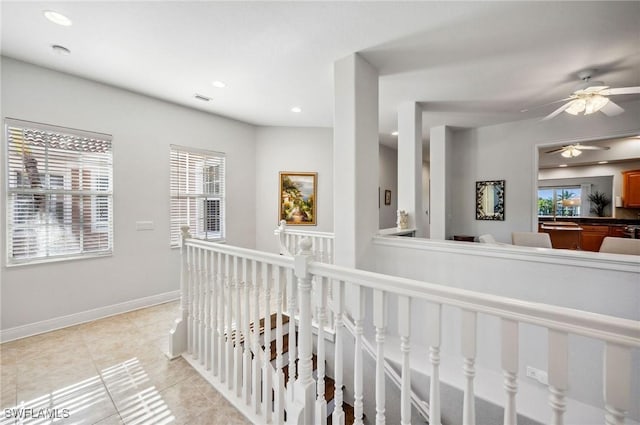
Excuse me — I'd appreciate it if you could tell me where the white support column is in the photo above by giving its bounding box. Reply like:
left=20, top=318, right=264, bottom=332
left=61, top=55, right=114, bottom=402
left=333, top=53, right=379, bottom=268
left=397, top=102, right=424, bottom=236
left=429, top=125, right=452, bottom=240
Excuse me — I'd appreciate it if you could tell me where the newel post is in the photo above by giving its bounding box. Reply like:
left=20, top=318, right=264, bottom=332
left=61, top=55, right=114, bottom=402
left=167, top=226, right=192, bottom=359
left=288, top=237, right=316, bottom=425
left=275, top=219, right=293, bottom=256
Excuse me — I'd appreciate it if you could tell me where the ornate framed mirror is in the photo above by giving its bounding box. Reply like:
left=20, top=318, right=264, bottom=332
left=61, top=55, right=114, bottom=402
left=476, top=180, right=505, bottom=220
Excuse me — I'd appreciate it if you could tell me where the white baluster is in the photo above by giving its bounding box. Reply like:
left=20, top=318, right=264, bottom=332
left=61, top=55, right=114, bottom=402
left=353, top=284, right=365, bottom=425
left=398, top=296, right=411, bottom=425
left=502, top=319, right=519, bottom=425
left=198, top=248, right=205, bottom=363
left=226, top=255, right=234, bottom=389
left=315, top=276, right=328, bottom=425
left=548, top=330, right=568, bottom=425
left=274, top=266, right=285, bottom=424
left=217, top=252, right=226, bottom=382
left=192, top=246, right=200, bottom=360
left=243, top=258, right=252, bottom=405
left=252, top=260, right=261, bottom=415
left=234, top=256, right=242, bottom=397
left=210, top=250, right=218, bottom=376
left=263, top=263, right=273, bottom=423
left=287, top=268, right=298, bottom=400
left=332, top=280, right=345, bottom=425
left=373, top=289, right=387, bottom=425
left=462, top=310, right=477, bottom=425
left=604, top=343, right=631, bottom=425
left=186, top=244, right=193, bottom=355
left=204, top=250, right=211, bottom=370
left=428, top=302, right=442, bottom=425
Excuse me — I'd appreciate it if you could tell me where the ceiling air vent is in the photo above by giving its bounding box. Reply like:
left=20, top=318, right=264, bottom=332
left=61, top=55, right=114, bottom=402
left=194, top=94, right=211, bottom=102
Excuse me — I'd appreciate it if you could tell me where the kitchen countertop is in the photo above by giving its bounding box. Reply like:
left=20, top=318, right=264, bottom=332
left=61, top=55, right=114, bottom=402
left=539, top=217, right=640, bottom=226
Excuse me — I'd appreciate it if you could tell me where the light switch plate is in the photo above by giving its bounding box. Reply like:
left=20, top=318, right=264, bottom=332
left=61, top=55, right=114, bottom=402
left=136, top=221, right=154, bottom=231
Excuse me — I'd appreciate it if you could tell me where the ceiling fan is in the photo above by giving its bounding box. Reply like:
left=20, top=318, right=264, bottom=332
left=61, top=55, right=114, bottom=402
left=545, top=143, right=610, bottom=158
left=538, top=70, right=640, bottom=121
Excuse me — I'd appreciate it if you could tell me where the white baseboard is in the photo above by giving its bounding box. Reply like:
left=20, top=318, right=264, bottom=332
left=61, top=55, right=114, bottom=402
left=0, top=290, right=180, bottom=343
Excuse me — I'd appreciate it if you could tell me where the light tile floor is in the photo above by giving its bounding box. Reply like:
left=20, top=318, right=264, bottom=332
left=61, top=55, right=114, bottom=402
left=0, top=301, right=250, bottom=425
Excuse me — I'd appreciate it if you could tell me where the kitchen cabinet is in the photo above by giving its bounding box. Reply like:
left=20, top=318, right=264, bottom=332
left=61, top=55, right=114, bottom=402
left=622, top=169, right=640, bottom=208
left=581, top=225, right=610, bottom=252
left=609, top=226, right=626, bottom=238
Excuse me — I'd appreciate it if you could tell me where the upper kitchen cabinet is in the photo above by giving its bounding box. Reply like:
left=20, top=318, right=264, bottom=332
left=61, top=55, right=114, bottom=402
left=622, top=169, right=640, bottom=208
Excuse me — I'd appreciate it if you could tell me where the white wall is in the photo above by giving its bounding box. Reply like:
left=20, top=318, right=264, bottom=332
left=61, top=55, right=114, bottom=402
left=254, top=126, right=333, bottom=254
left=378, top=144, right=398, bottom=229
left=448, top=101, right=640, bottom=242
left=0, top=58, right=256, bottom=332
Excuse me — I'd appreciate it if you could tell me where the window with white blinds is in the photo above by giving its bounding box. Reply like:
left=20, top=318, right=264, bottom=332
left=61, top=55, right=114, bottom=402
left=5, top=118, right=113, bottom=265
left=170, top=145, right=225, bottom=246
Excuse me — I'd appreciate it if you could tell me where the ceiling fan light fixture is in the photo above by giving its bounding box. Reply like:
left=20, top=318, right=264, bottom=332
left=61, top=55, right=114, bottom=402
left=561, top=147, right=582, bottom=158
left=565, top=99, right=585, bottom=115
left=584, top=95, right=610, bottom=115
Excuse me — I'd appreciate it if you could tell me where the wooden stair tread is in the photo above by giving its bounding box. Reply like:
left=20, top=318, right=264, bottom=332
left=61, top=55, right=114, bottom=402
left=227, top=313, right=290, bottom=345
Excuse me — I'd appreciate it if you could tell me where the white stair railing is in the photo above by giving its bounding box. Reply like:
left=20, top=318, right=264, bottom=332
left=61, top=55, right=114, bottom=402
left=170, top=233, right=640, bottom=425
left=275, top=220, right=334, bottom=263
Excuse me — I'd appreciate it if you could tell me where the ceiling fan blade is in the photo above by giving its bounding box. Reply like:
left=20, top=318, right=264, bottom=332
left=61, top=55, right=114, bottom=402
left=545, top=147, right=567, bottom=154
left=521, top=97, right=573, bottom=113
left=542, top=101, right=573, bottom=121
left=574, top=145, right=610, bottom=151
left=599, top=86, right=640, bottom=96
left=600, top=100, right=625, bottom=116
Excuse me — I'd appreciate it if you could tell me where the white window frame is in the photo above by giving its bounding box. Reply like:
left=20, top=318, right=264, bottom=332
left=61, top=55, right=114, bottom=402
left=170, top=145, right=225, bottom=247
left=5, top=118, right=113, bottom=265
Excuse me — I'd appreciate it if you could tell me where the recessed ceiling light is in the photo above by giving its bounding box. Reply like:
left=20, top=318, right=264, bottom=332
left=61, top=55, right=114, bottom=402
left=558, top=164, right=568, bottom=168
left=212, top=81, right=226, bottom=88
left=51, top=44, right=71, bottom=55
left=43, top=10, right=72, bottom=26
left=391, top=131, right=399, bottom=136
left=194, top=94, right=211, bottom=102
left=598, top=161, right=609, bottom=164
left=291, top=107, right=302, bottom=113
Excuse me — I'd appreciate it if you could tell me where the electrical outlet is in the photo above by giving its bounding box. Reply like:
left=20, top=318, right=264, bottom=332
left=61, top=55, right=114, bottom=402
left=526, top=366, right=548, bottom=385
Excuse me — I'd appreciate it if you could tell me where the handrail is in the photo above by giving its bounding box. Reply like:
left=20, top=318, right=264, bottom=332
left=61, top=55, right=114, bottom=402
left=186, top=237, right=295, bottom=268
left=310, top=261, right=640, bottom=347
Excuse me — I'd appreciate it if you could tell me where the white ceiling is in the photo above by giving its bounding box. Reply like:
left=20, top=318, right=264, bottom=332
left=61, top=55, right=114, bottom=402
left=2, top=1, right=639, bottom=145
left=538, top=136, right=640, bottom=169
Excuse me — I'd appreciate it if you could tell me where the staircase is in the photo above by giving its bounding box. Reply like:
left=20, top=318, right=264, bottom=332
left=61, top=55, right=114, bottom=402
left=169, top=226, right=640, bottom=425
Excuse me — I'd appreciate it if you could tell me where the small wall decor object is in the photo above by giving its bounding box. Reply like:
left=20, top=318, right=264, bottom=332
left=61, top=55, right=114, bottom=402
left=476, top=180, right=505, bottom=220
left=397, top=210, right=409, bottom=229
left=279, top=172, right=317, bottom=225
left=385, top=190, right=391, bottom=205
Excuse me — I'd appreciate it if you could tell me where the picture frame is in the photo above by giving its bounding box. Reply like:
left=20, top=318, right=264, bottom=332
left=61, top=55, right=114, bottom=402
left=476, top=180, right=505, bottom=220
left=279, top=172, right=317, bottom=225
left=384, top=190, right=391, bottom=205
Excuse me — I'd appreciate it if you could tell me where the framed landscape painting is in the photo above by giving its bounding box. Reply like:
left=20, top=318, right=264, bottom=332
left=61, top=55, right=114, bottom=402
left=279, top=172, right=317, bottom=225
